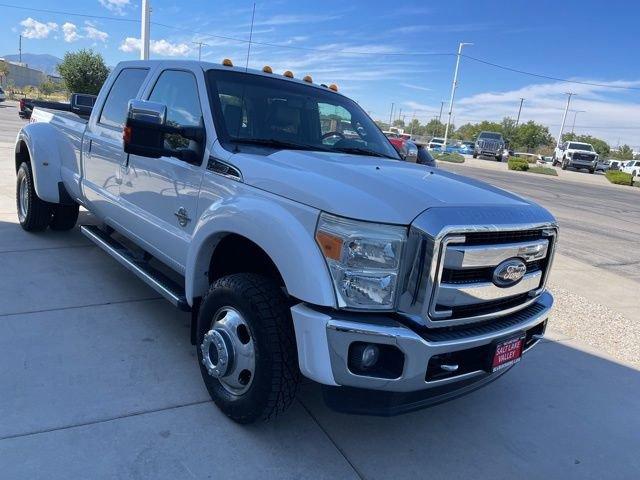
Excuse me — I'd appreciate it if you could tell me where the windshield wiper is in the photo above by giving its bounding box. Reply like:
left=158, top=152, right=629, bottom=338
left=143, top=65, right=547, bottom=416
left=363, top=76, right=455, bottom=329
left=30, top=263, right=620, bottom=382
left=232, top=138, right=330, bottom=152
left=332, top=146, right=396, bottom=159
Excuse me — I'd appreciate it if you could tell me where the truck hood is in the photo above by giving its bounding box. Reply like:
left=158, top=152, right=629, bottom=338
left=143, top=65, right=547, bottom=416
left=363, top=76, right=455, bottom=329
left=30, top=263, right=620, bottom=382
left=231, top=150, right=534, bottom=225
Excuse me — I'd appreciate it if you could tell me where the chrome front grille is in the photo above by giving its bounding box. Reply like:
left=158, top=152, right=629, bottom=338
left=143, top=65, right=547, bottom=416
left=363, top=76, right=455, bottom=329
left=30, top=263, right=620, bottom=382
left=397, top=206, right=558, bottom=329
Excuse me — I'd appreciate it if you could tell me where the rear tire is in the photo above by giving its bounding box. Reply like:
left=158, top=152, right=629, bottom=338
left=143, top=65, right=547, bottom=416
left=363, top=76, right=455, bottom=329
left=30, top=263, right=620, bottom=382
left=50, top=203, right=79, bottom=231
left=196, top=274, right=300, bottom=424
left=16, top=162, right=51, bottom=231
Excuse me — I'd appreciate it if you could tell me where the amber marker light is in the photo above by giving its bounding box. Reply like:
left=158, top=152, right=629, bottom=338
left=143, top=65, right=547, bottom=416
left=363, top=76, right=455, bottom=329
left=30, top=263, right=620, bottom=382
left=222, top=58, right=234, bottom=67
left=283, top=70, right=294, bottom=78
left=315, top=231, right=343, bottom=261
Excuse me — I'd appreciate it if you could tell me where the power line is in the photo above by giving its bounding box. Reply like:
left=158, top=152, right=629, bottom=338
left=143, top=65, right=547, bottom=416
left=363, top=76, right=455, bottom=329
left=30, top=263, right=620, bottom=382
left=462, top=54, right=640, bottom=91
left=0, top=3, right=139, bottom=23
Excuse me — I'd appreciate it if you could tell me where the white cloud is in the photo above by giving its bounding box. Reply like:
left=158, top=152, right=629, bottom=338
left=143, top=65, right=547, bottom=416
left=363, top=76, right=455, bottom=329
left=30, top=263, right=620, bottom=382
left=253, top=14, right=340, bottom=26
left=20, top=17, right=58, bottom=39
left=84, top=23, right=109, bottom=42
left=62, top=22, right=80, bottom=42
left=119, top=37, right=191, bottom=57
left=98, top=0, right=130, bottom=15
left=400, top=83, right=432, bottom=92
left=448, top=80, right=640, bottom=145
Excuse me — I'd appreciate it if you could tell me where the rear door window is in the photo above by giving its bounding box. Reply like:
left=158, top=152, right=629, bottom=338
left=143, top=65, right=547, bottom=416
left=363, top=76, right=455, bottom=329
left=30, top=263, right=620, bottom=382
left=99, top=68, right=149, bottom=128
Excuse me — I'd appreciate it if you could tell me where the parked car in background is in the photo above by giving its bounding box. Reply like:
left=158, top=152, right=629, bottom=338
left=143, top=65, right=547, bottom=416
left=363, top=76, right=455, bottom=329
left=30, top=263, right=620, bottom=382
left=608, top=160, right=623, bottom=171
left=458, top=141, right=474, bottom=155
left=0, top=86, right=6, bottom=102
left=415, top=142, right=437, bottom=167
left=595, top=160, right=610, bottom=173
left=473, top=131, right=506, bottom=161
left=552, top=141, right=598, bottom=173
left=620, top=160, right=640, bottom=177
left=427, top=137, right=445, bottom=150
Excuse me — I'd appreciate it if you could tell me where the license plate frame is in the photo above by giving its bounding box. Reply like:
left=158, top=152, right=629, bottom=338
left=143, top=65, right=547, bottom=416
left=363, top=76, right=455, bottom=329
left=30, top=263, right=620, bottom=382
left=490, top=333, right=526, bottom=373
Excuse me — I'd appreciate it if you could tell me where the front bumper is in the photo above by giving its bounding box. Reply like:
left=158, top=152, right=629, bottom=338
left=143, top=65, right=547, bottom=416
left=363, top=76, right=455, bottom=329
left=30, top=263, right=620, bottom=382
left=291, top=291, right=552, bottom=394
left=568, top=158, right=597, bottom=169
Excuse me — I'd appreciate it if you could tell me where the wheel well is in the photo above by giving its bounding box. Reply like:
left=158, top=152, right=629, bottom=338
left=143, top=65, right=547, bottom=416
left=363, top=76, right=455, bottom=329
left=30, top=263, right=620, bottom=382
left=16, top=141, right=30, bottom=171
left=208, top=234, right=285, bottom=288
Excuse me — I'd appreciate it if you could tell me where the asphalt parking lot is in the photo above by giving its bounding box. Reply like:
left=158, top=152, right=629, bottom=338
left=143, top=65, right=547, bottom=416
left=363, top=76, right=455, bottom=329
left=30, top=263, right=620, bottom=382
left=1, top=101, right=639, bottom=479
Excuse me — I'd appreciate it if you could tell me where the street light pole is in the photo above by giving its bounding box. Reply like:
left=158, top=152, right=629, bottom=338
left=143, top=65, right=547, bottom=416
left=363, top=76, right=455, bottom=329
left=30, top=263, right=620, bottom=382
left=443, top=42, right=472, bottom=150
left=515, top=97, right=525, bottom=126
left=556, top=92, right=574, bottom=148
left=437, top=101, right=445, bottom=123
left=388, top=103, right=394, bottom=129
left=140, top=0, right=151, bottom=60
left=571, top=110, right=585, bottom=134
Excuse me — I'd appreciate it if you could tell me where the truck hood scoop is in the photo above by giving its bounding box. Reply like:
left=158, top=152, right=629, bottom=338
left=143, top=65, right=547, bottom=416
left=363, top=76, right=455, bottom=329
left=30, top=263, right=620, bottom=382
left=232, top=150, right=531, bottom=224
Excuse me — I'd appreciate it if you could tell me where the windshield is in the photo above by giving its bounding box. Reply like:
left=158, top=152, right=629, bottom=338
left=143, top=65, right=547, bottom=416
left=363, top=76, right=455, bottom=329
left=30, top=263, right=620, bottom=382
left=478, top=132, right=502, bottom=140
left=206, top=69, right=399, bottom=160
left=568, top=142, right=593, bottom=151
left=430, top=138, right=444, bottom=144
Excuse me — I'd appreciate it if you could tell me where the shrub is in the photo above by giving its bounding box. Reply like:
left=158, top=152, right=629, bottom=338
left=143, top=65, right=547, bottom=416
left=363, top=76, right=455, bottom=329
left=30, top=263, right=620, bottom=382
left=528, top=166, right=558, bottom=176
left=508, top=158, right=529, bottom=171
left=605, top=171, right=634, bottom=186
left=433, top=152, right=465, bottom=163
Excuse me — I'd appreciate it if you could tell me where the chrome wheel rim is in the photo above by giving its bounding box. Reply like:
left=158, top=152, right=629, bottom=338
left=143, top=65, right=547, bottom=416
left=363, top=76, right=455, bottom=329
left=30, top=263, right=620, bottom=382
left=200, top=307, right=255, bottom=395
left=18, top=175, right=28, bottom=222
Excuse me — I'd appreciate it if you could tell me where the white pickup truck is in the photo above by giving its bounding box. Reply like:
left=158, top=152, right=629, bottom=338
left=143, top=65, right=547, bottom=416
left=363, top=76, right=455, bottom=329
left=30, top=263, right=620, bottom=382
left=15, top=60, right=557, bottom=423
left=553, top=141, right=599, bottom=173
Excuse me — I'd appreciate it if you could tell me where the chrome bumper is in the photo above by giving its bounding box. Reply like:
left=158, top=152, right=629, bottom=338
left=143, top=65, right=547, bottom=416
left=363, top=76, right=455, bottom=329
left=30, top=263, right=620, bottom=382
left=291, top=291, right=552, bottom=393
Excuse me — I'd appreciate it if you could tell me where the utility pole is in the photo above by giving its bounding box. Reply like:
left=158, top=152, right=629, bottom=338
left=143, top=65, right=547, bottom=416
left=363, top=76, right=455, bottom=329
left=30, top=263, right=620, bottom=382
left=140, top=0, right=151, bottom=60
left=443, top=42, right=472, bottom=150
left=397, top=108, right=402, bottom=125
left=19, top=34, right=22, bottom=63
left=409, top=111, right=416, bottom=135
left=193, top=41, right=205, bottom=61
left=388, top=103, right=394, bottom=129
left=437, top=101, right=445, bottom=123
left=515, top=97, right=525, bottom=126
left=571, top=110, right=585, bottom=134
left=556, top=92, right=574, bottom=148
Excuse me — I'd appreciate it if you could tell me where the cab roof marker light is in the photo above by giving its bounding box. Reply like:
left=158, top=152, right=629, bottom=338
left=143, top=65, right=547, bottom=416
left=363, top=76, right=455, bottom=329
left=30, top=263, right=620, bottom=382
left=262, top=65, right=273, bottom=73
left=329, top=84, right=339, bottom=92
left=303, top=75, right=313, bottom=83
left=283, top=70, right=294, bottom=78
left=222, top=58, right=233, bottom=67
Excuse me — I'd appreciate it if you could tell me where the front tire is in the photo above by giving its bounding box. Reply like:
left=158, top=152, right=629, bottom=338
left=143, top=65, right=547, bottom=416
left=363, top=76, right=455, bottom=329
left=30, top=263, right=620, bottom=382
left=472, top=152, right=478, bottom=159
left=196, top=274, right=300, bottom=424
left=561, top=158, right=568, bottom=170
left=16, top=162, right=51, bottom=231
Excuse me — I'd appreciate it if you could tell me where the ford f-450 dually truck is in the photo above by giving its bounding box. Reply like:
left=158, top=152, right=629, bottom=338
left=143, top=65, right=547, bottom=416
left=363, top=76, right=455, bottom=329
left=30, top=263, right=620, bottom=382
left=14, top=60, right=557, bottom=423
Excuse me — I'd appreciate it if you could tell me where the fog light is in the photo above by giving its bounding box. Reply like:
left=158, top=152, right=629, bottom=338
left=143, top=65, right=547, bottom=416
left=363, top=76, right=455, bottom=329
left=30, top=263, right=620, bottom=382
left=361, top=344, right=379, bottom=368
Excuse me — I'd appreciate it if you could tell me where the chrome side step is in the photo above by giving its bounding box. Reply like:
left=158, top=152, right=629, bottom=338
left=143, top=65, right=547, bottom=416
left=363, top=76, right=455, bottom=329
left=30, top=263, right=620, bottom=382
left=81, top=225, right=191, bottom=311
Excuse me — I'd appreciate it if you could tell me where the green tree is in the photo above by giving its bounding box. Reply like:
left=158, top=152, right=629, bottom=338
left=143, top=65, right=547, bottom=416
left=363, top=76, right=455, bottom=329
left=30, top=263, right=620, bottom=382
left=512, top=121, right=554, bottom=151
left=57, top=49, right=109, bottom=95
left=455, top=121, right=501, bottom=141
left=0, top=60, right=9, bottom=86
left=424, top=119, right=446, bottom=137
left=392, top=119, right=405, bottom=128
left=38, top=80, right=59, bottom=97
left=611, top=144, right=634, bottom=160
left=500, top=117, right=518, bottom=143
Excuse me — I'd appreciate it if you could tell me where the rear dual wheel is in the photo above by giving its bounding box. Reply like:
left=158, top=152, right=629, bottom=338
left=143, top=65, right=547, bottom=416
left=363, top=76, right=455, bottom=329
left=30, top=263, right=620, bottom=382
left=16, top=162, right=79, bottom=232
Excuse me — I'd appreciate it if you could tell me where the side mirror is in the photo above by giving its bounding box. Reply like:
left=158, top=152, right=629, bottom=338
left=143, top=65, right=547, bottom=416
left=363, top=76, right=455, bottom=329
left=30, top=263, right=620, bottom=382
left=123, top=99, right=205, bottom=163
left=70, top=93, right=97, bottom=118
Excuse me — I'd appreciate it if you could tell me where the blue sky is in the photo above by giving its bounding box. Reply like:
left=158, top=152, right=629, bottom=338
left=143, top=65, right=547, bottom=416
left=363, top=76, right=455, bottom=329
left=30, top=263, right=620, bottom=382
left=2, top=0, right=640, bottom=146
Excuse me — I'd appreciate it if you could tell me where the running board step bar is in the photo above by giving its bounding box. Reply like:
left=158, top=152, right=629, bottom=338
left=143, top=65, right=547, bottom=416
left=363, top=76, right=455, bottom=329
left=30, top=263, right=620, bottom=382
left=80, top=225, right=191, bottom=311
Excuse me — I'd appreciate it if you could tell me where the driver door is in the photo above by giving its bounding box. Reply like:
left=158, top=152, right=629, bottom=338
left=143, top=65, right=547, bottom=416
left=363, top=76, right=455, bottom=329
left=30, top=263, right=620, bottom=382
left=119, top=68, right=206, bottom=271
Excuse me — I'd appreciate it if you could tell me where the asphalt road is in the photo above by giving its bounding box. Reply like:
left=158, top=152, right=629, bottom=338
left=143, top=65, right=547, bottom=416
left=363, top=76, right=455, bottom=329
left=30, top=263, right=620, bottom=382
left=0, top=102, right=639, bottom=479
left=441, top=161, right=640, bottom=284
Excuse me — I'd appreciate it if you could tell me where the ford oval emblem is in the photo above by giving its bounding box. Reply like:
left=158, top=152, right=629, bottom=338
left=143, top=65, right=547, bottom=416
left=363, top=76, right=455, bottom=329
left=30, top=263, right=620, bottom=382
left=493, top=258, right=527, bottom=287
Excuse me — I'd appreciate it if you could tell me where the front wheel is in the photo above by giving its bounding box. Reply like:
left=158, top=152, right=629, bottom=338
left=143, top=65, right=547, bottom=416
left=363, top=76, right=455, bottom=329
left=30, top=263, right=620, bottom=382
left=196, top=274, right=300, bottom=424
left=561, top=158, right=568, bottom=170
left=472, top=152, right=478, bottom=158
left=16, top=162, right=51, bottom=231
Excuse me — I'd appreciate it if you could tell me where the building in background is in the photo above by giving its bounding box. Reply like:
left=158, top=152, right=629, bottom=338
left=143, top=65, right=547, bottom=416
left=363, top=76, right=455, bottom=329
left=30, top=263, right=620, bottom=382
left=0, top=59, right=62, bottom=88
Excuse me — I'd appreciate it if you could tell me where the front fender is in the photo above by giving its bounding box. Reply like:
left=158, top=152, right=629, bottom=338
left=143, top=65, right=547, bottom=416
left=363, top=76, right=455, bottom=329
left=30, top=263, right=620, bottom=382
left=15, top=123, right=64, bottom=203
left=185, top=193, right=336, bottom=308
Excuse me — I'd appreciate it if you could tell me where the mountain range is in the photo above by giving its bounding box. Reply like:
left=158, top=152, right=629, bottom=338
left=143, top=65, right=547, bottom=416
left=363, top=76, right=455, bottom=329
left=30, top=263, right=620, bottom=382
left=1, top=53, right=62, bottom=76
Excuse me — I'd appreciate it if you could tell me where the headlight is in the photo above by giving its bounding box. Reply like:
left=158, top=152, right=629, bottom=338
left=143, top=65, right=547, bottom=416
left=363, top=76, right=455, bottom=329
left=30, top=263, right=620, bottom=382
left=315, top=213, right=406, bottom=310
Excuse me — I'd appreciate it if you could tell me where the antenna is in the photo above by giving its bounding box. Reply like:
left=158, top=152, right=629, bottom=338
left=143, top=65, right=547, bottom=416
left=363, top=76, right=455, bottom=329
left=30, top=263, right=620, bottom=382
left=245, top=2, right=256, bottom=71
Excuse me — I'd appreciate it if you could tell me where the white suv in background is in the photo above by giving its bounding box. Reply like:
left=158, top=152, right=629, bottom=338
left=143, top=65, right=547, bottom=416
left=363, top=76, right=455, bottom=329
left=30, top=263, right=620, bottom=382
left=621, top=160, right=640, bottom=177
left=427, top=137, right=445, bottom=150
